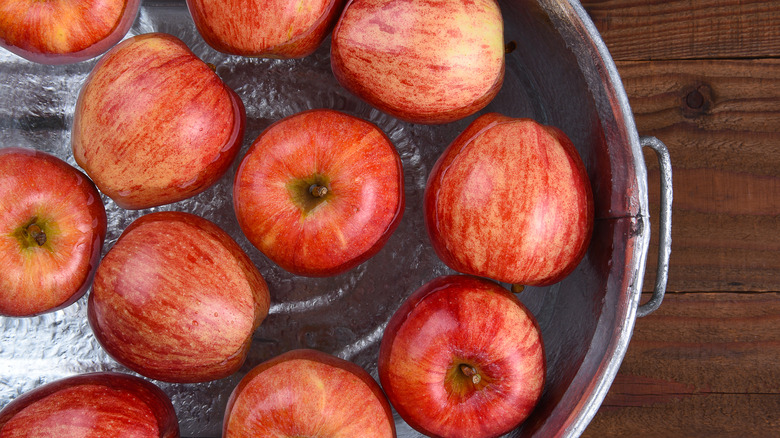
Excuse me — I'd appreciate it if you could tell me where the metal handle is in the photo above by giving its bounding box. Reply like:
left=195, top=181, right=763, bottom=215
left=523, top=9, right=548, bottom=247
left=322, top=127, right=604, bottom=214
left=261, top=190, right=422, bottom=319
left=637, top=136, right=673, bottom=317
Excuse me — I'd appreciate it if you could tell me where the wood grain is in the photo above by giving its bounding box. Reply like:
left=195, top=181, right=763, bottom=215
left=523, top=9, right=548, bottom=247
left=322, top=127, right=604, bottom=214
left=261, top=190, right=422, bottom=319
left=618, top=59, right=780, bottom=292
left=581, top=0, right=780, bottom=61
left=583, top=292, right=780, bottom=437
left=577, top=0, right=780, bottom=436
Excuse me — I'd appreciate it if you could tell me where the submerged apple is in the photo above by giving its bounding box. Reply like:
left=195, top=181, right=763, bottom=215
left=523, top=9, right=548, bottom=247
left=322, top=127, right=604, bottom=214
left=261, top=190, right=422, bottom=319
left=331, top=0, right=505, bottom=124
left=233, top=109, right=404, bottom=277
left=72, top=32, right=245, bottom=210
left=0, top=0, right=140, bottom=64
left=424, top=113, right=594, bottom=286
left=224, top=349, right=396, bottom=437
left=0, top=147, right=107, bottom=317
left=0, top=372, right=179, bottom=437
left=88, top=211, right=270, bottom=383
left=378, top=275, right=545, bottom=438
left=187, top=0, right=346, bottom=58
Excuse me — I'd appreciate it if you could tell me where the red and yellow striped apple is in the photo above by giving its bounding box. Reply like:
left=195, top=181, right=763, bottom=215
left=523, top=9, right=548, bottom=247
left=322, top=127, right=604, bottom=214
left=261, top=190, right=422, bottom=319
left=378, top=275, right=545, bottom=438
left=88, top=211, right=270, bottom=383
left=72, top=32, right=245, bottom=210
left=424, top=113, right=594, bottom=286
left=330, top=0, right=505, bottom=124
left=0, top=372, right=179, bottom=437
left=0, top=0, right=140, bottom=64
left=0, top=147, right=107, bottom=317
left=186, top=0, right=346, bottom=58
left=233, top=109, right=404, bottom=277
left=224, top=349, right=396, bottom=437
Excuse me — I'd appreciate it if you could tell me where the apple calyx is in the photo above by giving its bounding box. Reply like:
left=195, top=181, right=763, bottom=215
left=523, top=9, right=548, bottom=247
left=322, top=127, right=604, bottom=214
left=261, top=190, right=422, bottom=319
left=459, top=364, right=482, bottom=385
left=26, top=223, right=46, bottom=246
left=446, top=361, right=489, bottom=400
left=288, top=174, right=331, bottom=214
left=309, top=183, right=328, bottom=198
left=15, top=217, right=49, bottom=248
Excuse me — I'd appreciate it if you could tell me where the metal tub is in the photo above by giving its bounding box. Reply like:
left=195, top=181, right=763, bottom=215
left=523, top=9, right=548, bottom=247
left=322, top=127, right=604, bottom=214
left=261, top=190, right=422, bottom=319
left=0, top=0, right=672, bottom=436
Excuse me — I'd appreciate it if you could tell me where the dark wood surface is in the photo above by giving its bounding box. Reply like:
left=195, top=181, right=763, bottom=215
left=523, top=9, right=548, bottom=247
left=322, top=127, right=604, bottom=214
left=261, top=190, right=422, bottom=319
left=579, top=0, right=780, bottom=436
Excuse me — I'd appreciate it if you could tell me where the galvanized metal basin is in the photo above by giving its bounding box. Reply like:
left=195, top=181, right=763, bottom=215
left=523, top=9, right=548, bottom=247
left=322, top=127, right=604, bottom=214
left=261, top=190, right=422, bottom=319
left=0, top=0, right=672, bottom=436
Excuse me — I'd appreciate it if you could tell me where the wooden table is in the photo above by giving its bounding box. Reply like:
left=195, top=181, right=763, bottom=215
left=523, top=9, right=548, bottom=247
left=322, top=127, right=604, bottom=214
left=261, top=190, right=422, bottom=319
left=578, top=1, right=780, bottom=436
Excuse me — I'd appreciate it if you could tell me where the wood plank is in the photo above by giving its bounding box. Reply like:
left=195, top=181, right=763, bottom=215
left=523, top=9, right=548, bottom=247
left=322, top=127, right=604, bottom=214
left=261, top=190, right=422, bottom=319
left=578, top=2, right=779, bottom=436
left=613, top=59, right=780, bottom=292
left=581, top=0, right=780, bottom=61
left=584, top=292, right=780, bottom=437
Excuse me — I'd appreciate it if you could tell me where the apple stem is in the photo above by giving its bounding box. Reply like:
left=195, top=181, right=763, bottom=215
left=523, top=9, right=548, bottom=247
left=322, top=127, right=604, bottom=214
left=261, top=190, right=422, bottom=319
left=511, top=284, right=525, bottom=294
left=26, top=223, right=47, bottom=246
left=309, top=184, right=328, bottom=198
left=460, top=364, right=481, bottom=385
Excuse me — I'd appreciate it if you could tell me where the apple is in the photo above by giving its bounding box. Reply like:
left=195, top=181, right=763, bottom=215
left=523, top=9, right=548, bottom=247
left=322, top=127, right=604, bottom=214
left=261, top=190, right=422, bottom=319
left=0, top=0, right=140, bottom=64
left=72, top=32, right=246, bottom=210
left=424, top=113, right=594, bottom=286
left=233, top=109, right=404, bottom=277
left=378, top=275, right=545, bottom=438
left=330, top=0, right=505, bottom=124
left=223, top=349, right=396, bottom=437
left=88, top=211, right=270, bottom=383
left=186, top=0, right=346, bottom=58
left=0, top=372, right=179, bottom=437
left=0, top=147, right=107, bottom=317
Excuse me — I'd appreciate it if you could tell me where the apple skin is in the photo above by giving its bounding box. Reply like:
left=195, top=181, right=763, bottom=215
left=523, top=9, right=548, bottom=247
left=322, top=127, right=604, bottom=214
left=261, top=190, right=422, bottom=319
left=424, top=113, right=594, bottom=286
left=88, top=211, right=270, bottom=383
left=331, top=0, right=505, bottom=124
left=72, top=32, right=246, bottom=210
left=0, top=372, right=179, bottom=437
left=378, top=275, right=545, bottom=438
left=0, top=147, right=107, bottom=317
left=233, top=109, right=404, bottom=277
left=186, top=0, right=346, bottom=58
left=223, top=349, right=396, bottom=437
left=0, top=0, right=140, bottom=64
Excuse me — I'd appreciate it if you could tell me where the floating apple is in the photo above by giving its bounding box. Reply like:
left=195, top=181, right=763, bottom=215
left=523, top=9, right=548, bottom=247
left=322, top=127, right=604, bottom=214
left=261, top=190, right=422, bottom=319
left=187, top=0, right=346, bottom=58
left=233, top=109, right=404, bottom=277
left=331, top=0, right=505, bottom=124
left=72, top=32, right=245, bottom=210
left=0, top=372, right=179, bottom=437
left=0, top=147, right=107, bottom=317
left=0, top=0, right=140, bottom=64
left=88, top=211, right=270, bottom=383
left=424, top=113, right=594, bottom=286
left=224, top=349, right=396, bottom=437
left=378, top=275, right=545, bottom=438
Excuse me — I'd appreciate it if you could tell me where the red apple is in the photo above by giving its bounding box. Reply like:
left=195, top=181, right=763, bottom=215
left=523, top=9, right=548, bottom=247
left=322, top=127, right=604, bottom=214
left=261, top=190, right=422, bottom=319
left=331, top=0, right=505, bottom=124
left=186, top=0, right=346, bottom=58
left=233, top=109, right=404, bottom=277
left=378, top=275, right=545, bottom=438
left=88, top=211, right=270, bottom=383
left=0, top=0, right=140, bottom=64
left=0, top=147, right=107, bottom=317
left=0, top=372, right=179, bottom=437
left=424, top=113, right=594, bottom=286
left=223, top=349, right=396, bottom=437
left=72, top=32, right=245, bottom=210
